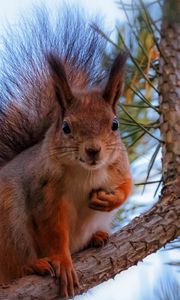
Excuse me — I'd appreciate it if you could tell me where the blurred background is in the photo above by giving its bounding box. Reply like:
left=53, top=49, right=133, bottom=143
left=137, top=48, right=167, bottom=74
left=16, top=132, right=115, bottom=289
left=0, top=0, right=179, bottom=299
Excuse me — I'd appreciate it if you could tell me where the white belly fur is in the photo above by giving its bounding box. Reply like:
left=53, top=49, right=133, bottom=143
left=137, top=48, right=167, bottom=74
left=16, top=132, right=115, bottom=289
left=64, top=164, right=117, bottom=253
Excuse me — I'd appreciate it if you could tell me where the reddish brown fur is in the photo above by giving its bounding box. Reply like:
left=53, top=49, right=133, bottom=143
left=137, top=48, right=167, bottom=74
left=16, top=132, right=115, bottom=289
left=0, top=52, right=132, bottom=298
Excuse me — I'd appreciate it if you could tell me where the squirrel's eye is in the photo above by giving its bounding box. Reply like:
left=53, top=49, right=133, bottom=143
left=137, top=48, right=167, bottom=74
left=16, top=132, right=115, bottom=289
left=62, top=121, right=71, bottom=134
left=112, top=118, right=119, bottom=131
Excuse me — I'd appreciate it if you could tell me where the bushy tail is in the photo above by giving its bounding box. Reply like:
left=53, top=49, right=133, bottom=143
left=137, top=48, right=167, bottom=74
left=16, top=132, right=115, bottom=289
left=0, top=5, right=108, bottom=167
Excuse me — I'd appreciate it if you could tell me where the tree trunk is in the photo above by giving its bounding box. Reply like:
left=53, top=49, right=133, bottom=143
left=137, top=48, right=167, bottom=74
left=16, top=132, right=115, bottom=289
left=159, top=0, right=180, bottom=183
left=0, top=0, right=180, bottom=299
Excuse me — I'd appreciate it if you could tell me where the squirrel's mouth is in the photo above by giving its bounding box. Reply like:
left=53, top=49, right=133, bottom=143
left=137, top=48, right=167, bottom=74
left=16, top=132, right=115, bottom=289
left=79, top=158, right=102, bottom=170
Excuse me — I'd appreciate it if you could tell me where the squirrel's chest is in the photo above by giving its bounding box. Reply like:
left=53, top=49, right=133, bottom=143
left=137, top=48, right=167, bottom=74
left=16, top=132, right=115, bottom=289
left=63, top=166, right=116, bottom=253
left=64, top=165, right=109, bottom=205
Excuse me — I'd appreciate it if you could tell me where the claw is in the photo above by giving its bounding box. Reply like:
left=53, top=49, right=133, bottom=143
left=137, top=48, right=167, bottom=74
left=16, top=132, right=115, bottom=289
left=90, top=231, right=109, bottom=247
left=23, top=257, right=55, bottom=277
left=24, top=255, right=79, bottom=298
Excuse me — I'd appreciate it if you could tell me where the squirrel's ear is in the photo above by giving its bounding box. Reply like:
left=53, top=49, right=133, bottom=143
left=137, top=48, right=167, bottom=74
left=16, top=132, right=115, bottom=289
left=103, top=52, right=127, bottom=112
left=47, top=53, right=73, bottom=113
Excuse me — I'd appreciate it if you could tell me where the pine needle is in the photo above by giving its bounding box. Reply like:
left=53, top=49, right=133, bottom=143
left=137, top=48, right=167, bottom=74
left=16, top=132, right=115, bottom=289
left=119, top=104, right=162, bottom=142
left=142, top=143, right=161, bottom=193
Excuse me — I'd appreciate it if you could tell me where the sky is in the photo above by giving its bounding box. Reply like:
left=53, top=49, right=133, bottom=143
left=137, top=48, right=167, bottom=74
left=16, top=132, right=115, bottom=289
left=0, top=1, right=179, bottom=300
left=0, top=0, right=127, bottom=33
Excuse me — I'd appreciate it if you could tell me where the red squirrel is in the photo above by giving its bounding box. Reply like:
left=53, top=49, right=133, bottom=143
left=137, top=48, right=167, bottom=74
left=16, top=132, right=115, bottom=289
left=0, top=7, right=132, bottom=298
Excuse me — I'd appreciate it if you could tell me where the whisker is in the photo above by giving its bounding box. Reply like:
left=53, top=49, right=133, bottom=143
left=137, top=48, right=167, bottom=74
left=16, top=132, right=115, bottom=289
left=42, top=150, right=78, bottom=161
left=106, top=146, right=127, bottom=152
left=59, top=150, right=78, bottom=154
left=53, top=146, right=78, bottom=151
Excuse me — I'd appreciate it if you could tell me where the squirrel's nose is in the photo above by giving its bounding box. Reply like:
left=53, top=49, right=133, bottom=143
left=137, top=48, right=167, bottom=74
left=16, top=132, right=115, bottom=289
left=85, top=146, right=101, bottom=158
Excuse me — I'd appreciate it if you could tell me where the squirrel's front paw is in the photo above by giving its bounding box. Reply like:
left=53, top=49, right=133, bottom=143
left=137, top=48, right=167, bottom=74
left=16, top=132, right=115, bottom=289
left=24, top=255, right=79, bottom=298
left=89, top=188, right=125, bottom=212
left=90, top=230, right=109, bottom=247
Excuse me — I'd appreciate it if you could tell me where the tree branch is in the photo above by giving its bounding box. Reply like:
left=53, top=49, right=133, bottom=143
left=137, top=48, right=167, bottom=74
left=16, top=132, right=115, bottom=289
left=1, top=179, right=179, bottom=299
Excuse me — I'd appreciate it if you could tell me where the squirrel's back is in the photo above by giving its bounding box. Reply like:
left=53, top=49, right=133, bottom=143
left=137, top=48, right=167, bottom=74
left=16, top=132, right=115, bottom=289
left=0, top=6, right=108, bottom=167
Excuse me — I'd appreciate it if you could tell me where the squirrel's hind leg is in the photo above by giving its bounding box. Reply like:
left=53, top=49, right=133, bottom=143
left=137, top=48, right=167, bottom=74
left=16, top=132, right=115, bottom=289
left=24, top=193, right=80, bottom=298
left=24, top=255, right=79, bottom=298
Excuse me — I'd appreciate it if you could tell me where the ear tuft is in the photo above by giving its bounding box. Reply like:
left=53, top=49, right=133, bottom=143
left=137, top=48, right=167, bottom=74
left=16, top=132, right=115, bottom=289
left=103, top=51, right=128, bottom=112
left=46, top=52, right=73, bottom=112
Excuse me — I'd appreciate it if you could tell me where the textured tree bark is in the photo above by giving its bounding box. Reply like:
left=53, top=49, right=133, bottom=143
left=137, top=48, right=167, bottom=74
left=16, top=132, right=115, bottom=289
left=159, top=0, right=180, bottom=183
left=0, top=0, right=180, bottom=299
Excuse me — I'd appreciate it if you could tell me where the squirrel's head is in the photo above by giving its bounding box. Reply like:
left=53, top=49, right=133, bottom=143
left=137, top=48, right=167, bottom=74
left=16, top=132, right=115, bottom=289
left=47, top=52, right=127, bottom=171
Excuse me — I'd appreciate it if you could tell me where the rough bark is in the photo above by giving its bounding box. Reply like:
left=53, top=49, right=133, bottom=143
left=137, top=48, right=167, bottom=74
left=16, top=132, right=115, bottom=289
left=159, top=0, right=180, bottom=182
left=0, top=0, right=180, bottom=299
